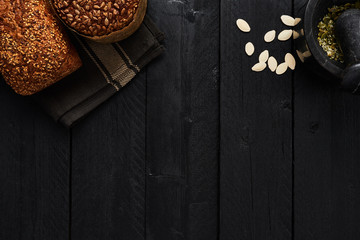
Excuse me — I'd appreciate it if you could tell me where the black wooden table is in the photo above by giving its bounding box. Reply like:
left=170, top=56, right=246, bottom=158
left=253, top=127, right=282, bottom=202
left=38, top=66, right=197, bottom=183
left=1, top=0, right=360, bottom=239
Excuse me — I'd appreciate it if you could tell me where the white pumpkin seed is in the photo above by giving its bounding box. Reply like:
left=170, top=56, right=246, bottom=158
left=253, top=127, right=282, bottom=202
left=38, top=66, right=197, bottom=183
left=281, top=15, right=296, bottom=27
left=278, top=30, right=293, bottom=41
left=294, top=18, right=302, bottom=26
left=252, top=62, right=267, bottom=72
left=296, top=50, right=305, bottom=63
left=276, top=62, right=288, bottom=75
left=285, top=53, right=296, bottom=70
left=303, top=50, right=312, bottom=57
left=293, top=30, right=300, bottom=39
left=236, top=19, right=251, bottom=32
left=259, top=50, right=269, bottom=63
left=268, top=56, right=278, bottom=72
left=245, top=42, right=255, bottom=56
left=264, top=30, right=276, bottom=43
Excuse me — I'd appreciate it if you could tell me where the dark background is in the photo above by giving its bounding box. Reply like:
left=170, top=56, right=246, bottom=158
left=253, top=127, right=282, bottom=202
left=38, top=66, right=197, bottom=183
left=1, top=0, right=360, bottom=239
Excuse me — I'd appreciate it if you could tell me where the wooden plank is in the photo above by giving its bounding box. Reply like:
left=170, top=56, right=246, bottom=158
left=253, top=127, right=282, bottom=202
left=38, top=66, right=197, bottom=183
left=146, top=0, right=220, bottom=239
left=220, top=0, right=293, bottom=239
left=293, top=35, right=360, bottom=240
left=0, top=80, right=70, bottom=240
left=71, top=72, right=146, bottom=240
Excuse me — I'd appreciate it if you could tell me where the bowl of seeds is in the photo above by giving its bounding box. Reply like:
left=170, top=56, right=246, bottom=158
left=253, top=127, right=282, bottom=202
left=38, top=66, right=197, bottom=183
left=304, top=0, right=360, bottom=79
left=51, top=0, right=147, bottom=44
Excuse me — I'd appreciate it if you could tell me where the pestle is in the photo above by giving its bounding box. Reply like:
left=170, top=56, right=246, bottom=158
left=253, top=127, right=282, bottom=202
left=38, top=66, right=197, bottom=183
left=335, top=9, right=360, bottom=91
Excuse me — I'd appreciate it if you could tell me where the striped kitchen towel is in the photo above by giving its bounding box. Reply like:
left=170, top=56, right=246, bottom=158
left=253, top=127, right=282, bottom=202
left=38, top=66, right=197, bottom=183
left=34, top=16, right=165, bottom=127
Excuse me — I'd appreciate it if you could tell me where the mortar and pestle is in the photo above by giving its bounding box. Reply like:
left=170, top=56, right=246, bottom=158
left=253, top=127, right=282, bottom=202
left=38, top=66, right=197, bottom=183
left=295, top=0, right=360, bottom=93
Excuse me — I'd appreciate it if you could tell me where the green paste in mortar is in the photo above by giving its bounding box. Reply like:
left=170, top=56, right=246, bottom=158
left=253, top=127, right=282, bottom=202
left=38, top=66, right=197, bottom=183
left=318, top=1, right=360, bottom=63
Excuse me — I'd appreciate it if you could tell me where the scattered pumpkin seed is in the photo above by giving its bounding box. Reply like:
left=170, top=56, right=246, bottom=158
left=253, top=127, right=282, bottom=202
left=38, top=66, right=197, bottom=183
left=236, top=14, right=302, bottom=75
left=317, top=1, right=360, bottom=63
left=296, top=50, right=305, bottom=63
left=285, top=53, right=296, bottom=70
left=276, top=62, right=288, bottom=75
left=268, top=56, right=278, bottom=72
left=259, top=50, right=269, bottom=63
left=293, top=30, right=300, bottom=39
left=303, top=50, right=312, bottom=58
left=236, top=19, right=251, bottom=32
left=281, top=15, right=296, bottom=26
left=264, top=30, right=276, bottom=43
left=294, top=18, right=302, bottom=26
left=252, top=62, right=267, bottom=72
left=278, top=29, right=293, bottom=41
left=245, top=42, right=255, bottom=56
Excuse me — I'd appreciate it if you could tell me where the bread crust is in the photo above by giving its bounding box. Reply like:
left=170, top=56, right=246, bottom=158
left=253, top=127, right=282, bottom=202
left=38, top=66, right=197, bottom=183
left=0, top=0, right=82, bottom=96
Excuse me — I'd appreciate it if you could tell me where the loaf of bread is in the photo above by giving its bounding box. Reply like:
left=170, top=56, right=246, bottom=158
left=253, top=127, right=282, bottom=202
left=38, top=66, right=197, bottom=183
left=52, top=0, right=147, bottom=43
left=0, top=0, right=82, bottom=96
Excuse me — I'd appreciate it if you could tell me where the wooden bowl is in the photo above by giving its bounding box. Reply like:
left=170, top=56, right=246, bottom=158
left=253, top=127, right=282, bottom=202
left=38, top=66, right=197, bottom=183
left=51, top=0, right=147, bottom=44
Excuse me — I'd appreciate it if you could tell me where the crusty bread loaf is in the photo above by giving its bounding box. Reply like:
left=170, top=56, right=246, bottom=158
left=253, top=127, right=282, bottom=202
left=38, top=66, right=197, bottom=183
left=52, top=0, right=147, bottom=43
left=0, top=0, right=82, bottom=96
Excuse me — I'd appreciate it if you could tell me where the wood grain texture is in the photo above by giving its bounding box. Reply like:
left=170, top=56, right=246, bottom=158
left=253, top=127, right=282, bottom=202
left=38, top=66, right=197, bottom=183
left=294, top=1, right=360, bottom=239
left=146, top=0, right=220, bottom=239
left=71, top=72, right=146, bottom=240
left=220, top=0, right=293, bottom=239
left=294, top=51, right=360, bottom=239
left=0, top=80, right=70, bottom=240
left=4, top=1, right=360, bottom=239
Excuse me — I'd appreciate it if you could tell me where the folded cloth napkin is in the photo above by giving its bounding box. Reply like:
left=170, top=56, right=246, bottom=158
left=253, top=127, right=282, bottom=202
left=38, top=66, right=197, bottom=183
left=34, top=16, right=165, bottom=127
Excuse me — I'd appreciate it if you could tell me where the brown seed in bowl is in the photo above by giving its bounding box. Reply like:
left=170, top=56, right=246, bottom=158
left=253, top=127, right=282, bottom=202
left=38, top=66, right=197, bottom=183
left=52, top=0, right=141, bottom=37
